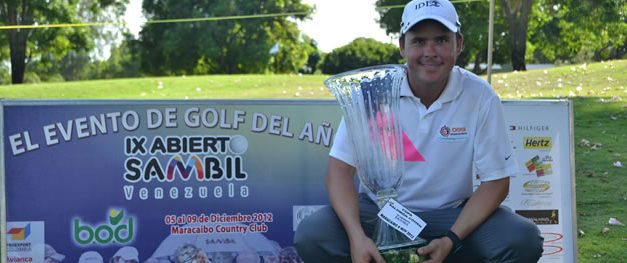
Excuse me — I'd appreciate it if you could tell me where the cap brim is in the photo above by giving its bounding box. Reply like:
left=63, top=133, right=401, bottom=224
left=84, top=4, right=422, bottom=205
left=50, top=254, right=65, bottom=262
left=120, top=257, right=138, bottom=262
left=401, top=16, right=458, bottom=35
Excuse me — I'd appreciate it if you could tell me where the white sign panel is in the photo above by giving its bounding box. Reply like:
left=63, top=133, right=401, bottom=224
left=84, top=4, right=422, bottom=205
left=475, top=100, right=576, bottom=263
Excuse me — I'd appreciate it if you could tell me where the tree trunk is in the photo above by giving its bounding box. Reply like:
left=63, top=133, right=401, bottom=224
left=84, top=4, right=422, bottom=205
left=472, top=49, right=487, bottom=74
left=8, top=29, right=29, bottom=83
left=4, top=0, right=33, bottom=84
left=500, top=0, right=532, bottom=71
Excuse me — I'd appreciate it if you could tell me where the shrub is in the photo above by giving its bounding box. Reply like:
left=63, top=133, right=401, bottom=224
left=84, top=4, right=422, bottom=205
left=320, top=38, right=401, bottom=74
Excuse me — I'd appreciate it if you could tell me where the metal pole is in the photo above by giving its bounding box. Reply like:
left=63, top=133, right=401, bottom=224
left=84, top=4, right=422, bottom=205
left=487, top=0, right=495, bottom=84
left=0, top=104, right=6, bottom=263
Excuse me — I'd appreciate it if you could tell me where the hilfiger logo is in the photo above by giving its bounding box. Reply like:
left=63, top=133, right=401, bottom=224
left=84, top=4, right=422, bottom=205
left=523, top=137, right=552, bottom=149
left=439, top=125, right=468, bottom=140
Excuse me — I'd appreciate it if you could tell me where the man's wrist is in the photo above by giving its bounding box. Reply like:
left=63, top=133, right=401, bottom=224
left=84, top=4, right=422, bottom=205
left=444, top=230, right=463, bottom=255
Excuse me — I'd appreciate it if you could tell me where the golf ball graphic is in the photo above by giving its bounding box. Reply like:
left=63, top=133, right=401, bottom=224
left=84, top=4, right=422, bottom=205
left=229, top=135, right=248, bottom=154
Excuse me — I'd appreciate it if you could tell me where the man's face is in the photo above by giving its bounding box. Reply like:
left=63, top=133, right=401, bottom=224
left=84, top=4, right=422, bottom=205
left=400, top=20, right=462, bottom=88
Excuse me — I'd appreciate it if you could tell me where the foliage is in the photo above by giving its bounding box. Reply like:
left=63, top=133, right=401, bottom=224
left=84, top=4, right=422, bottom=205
left=90, top=34, right=142, bottom=79
left=24, top=51, right=90, bottom=82
left=319, top=38, right=402, bottom=74
left=455, top=1, right=509, bottom=73
left=0, top=62, right=9, bottom=84
left=0, top=0, right=128, bottom=83
left=529, top=0, right=627, bottom=64
left=138, top=0, right=313, bottom=75
left=303, top=47, right=323, bottom=74
left=21, top=37, right=141, bottom=82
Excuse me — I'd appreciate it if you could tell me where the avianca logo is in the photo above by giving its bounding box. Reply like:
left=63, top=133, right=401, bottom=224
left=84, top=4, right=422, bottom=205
left=7, top=223, right=30, bottom=241
left=402, top=131, right=425, bottom=162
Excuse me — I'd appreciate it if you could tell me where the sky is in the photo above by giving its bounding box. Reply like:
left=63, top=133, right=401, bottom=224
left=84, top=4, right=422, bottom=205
left=124, top=0, right=396, bottom=53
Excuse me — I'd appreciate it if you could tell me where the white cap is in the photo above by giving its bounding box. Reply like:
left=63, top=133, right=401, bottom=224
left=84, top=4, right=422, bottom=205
left=78, top=251, right=103, bottom=263
left=400, top=0, right=461, bottom=35
left=45, top=244, right=65, bottom=262
left=113, top=246, right=139, bottom=262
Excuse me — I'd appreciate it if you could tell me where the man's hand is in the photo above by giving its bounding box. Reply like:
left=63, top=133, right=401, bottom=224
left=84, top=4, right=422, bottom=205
left=349, top=234, right=386, bottom=263
left=417, top=237, right=453, bottom=263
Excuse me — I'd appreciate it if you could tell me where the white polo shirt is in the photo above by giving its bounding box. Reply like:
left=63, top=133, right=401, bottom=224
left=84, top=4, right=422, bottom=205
left=330, top=66, right=519, bottom=212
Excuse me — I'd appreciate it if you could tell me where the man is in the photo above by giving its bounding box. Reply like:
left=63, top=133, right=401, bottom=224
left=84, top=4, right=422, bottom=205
left=44, top=244, right=65, bottom=263
left=110, top=246, right=140, bottom=263
left=79, top=251, right=104, bottom=263
left=294, top=0, right=544, bottom=262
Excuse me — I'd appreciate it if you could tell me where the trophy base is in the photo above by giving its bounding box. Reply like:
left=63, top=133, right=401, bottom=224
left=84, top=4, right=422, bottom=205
left=380, top=241, right=429, bottom=263
left=378, top=238, right=426, bottom=252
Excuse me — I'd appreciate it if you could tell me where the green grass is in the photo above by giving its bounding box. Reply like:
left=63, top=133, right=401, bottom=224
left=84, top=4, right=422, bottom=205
left=0, top=74, right=331, bottom=99
left=1, top=60, right=626, bottom=262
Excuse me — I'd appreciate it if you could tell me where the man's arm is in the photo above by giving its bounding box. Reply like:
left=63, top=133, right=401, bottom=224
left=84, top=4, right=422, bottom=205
left=326, top=157, right=385, bottom=263
left=418, top=177, right=510, bottom=262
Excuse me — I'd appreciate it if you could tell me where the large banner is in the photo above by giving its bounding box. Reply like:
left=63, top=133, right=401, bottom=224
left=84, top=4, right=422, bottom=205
left=2, top=100, right=338, bottom=263
left=2, top=100, right=575, bottom=263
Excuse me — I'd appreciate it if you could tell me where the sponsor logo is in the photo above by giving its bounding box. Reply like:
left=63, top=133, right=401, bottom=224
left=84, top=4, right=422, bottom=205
left=416, top=0, right=441, bottom=10
left=541, top=232, right=564, bottom=256
left=7, top=243, right=31, bottom=252
left=542, top=232, right=564, bottom=243
left=525, top=155, right=553, bottom=177
left=520, top=199, right=552, bottom=208
left=515, top=209, right=559, bottom=225
left=523, top=137, right=552, bottom=149
left=205, top=238, right=236, bottom=245
left=403, top=1, right=442, bottom=32
left=6, top=221, right=43, bottom=256
left=7, top=256, right=33, bottom=262
left=523, top=180, right=551, bottom=192
left=7, top=223, right=30, bottom=241
left=509, top=125, right=550, bottom=132
left=440, top=126, right=450, bottom=137
left=438, top=125, right=468, bottom=140
left=74, top=209, right=135, bottom=245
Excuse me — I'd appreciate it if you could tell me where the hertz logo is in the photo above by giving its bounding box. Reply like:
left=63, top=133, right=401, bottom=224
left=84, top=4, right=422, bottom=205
left=523, top=137, right=552, bottom=149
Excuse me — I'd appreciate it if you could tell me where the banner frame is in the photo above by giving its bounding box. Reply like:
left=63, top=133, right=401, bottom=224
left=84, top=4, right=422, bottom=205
left=0, top=98, right=577, bottom=262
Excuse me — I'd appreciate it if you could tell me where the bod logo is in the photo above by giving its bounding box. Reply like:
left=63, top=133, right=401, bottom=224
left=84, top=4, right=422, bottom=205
left=73, top=209, right=135, bottom=245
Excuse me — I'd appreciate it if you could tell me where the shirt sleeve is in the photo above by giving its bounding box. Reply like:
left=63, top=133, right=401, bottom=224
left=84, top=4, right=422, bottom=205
left=329, top=118, right=357, bottom=167
left=474, top=95, right=520, bottom=182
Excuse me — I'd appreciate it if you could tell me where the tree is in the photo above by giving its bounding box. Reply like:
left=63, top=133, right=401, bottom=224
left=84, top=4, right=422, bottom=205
left=0, top=0, right=127, bottom=84
left=529, top=0, right=627, bottom=63
left=300, top=35, right=321, bottom=74
left=320, top=38, right=402, bottom=74
left=500, top=0, right=532, bottom=70
left=138, top=0, right=312, bottom=75
left=91, top=34, right=141, bottom=79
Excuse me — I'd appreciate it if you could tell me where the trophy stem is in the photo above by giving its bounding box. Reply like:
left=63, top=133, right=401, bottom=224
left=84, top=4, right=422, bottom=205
left=374, top=189, right=427, bottom=252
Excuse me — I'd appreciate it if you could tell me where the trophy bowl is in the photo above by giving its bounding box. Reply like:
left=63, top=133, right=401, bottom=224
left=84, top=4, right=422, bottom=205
left=324, top=65, right=427, bottom=254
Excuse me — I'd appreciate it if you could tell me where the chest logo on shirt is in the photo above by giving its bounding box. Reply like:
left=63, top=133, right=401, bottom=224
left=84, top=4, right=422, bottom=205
left=438, top=125, right=468, bottom=141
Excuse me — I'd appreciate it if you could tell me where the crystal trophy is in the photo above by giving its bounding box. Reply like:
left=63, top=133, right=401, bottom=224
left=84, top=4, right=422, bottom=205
left=325, top=65, right=427, bottom=252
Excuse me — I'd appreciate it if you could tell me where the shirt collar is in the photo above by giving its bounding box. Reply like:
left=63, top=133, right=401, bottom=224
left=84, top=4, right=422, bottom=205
left=400, top=66, right=463, bottom=104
